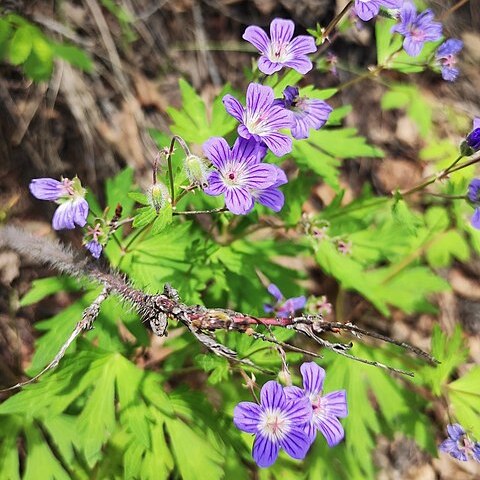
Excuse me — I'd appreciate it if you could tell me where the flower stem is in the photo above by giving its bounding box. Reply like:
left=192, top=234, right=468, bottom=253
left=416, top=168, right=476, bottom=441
left=321, top=1, right=354, bottom=43
left=173, top=207, right=227, bottom=216
left=165, top=137, right=176, bottom=206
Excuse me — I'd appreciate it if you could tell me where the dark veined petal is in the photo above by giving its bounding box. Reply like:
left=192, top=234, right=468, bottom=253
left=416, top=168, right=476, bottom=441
left=204, top=171, right=227, bottom=196
left=270, top=18, right=295, bottom=45
left=446, top=424, right=465, bottom=441
left=291, top=117, right=310, bottom=140
left=258, top=56, right=283, bottom=75
left=267, top=283, right=283, bottom=302
left=224, top=187, right=254, bottom=215
left=85, top=240, right=102, bottom=259
left=255, top=187, right=285, bottom=212
left=72, top=197, right=89, bottom=227
left=261, top=132, right=292, bottom=157
left=232, top=137, right=266, bottom=165
left=300, top=362, right=325, bottom=396
left=437, top=38, right=463, bottom=57
left=260, top=380, right=286, bottom=410
left=287, top=36, right=316, bottom=56
left=284, top=385, right=305, bottom=401
left=233, top=401, right=262, bottom=433
left=203, top=137, right=232, bottom=169
left=222, top=94, right=244, bottom=123
left=322, top=390, right=348, bottom=418
left=314, top=413, right=345, bottom=447
left=244, top=163, right=277, bottom=190
left=467, top=179, right=480, bottom=203
left=355, top=0, right=380, bottom=21
left=279, top=426, right=313, bottom=460
left=283, top=56, right=313, bottom=75
left=472, top=443, right=480, bottom=462
left=272, top=165, right=288, bottom=187
left=439, top=438, right=467, bottom=461
left=441, top=66, right=459, bottom=82
left=252, top=433, right=280, bottom=468
left=29, top=178, right=64, bottom=201
left=237, top=124, right=253, bottom=140
left=246, top=83, right=275, bottom=118
left=52, top=201, right=76, bottom=230
left=263, top=105, right=294, bottom=130
left=283, top=395, right=312, bottom=425
left=380, top=0, right=403, bottom=7
left=471, top=209, right=480, bottom=230
left=403, top=36, right=424, bottom=57
left=243, top=25, right=270, bottom=54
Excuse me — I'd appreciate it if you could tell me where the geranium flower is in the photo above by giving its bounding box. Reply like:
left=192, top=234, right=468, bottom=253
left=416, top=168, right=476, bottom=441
left=275, top=86, right=332, bottom=140
left=264, top=283, right=306, bottom=318
left=243, top=18, right=316, bottom=75
left=223, top=83, right=294, bottom=157
left=354, top=0, right=403, bottom=22
left=435, top=39, right=463, bottom=82
left=391, top=1, right=443, bottom=57
left=203, top=137, right=278, bottom=215
left=439, top=424, right=480, bottom=462
left=466, top=118, right=480, bottom=152
left=467, top=178, right=480, bottom=229
left=285, top=362, right=348, bottom=446
left=29, top=177, right=89, bottom=230
left=234, top=380, right=313, bottom=468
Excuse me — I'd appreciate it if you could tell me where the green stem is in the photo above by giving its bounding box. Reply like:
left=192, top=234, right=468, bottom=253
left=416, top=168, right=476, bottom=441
left=173, top=207, right=227, bottom=216
left=165, top=137, right=176, bottom=206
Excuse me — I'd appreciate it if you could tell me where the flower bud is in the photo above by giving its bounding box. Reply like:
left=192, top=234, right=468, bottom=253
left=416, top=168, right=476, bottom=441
left=147, top=182, right=169, bottom=213
left=466, top=128, right=480, bottom=152
left=184, top=154, right=209, bottom=188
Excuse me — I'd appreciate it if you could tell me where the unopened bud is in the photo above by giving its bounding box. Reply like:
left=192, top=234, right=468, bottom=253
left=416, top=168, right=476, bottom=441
left=147, top=182, right=169, bottom=213
left=184, top=154, right=209, bottom=188
left=277, top=369, right=292, bottom=386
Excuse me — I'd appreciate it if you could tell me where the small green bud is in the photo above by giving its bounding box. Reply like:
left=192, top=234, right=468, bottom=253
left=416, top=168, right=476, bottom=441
left=184, top=154, right=209, bottom=188
left=147, top=182, right=169, bottom=213
left=460, top=141, right=474, bottom=158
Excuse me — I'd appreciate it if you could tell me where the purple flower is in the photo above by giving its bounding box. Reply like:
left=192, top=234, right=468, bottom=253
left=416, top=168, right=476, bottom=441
left=439, top=424, right=480, bottom=462
left=435, top=39, right=463, bottom=82
left=264, top=283, right=306, bottom=318
left=243, top=18, right=316, bottom=75
left=285, top=362, right=348, bottom=447
left=29, top=177, right=89, bottom=230
left=354, top=0, right=403, bottom=22
left=467, top=178, right=480, bottom=229
left=85, top=240, right=102, bottom=259
left=233, top=380, right=313, bottom=468
left=275, top=86, right=332, bottom=140
left=391, top=2, right=443, bottom=57
left=203, top=137, right=278, bottom=215
left=252, top=165, right=288, bottom=212
left=223, top=83, right=294, bottom=157
left=466, top=118, right=480, bottom=152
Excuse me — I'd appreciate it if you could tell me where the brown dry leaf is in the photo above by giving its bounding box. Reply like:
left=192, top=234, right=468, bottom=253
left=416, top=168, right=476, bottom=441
left=97, top=99, right=145, bottom=167
left=375, top=158, right=423, bottom=193
left=133, top=72, right=168, bottom=112
left=449, top=268, right=480, bottom=300
left=0, top=251, right=20, bottom=285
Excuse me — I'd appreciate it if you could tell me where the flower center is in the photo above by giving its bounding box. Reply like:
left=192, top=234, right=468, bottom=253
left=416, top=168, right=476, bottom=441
left=442, top=54, right=456, bottom=68
left=260, top=408, right=290, bottom=440
left=61, top=178, right=75, bottom=197
left=410, top=28, right=425, bottom=41
left=268, top=41, right=290, bottom=63
left=245, top=112, right=270, bottom=136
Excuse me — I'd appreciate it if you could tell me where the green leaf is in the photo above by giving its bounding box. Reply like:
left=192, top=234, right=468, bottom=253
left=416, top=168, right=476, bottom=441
left=151, top=203, right=173, bottom=234
left=0, top=18, right=13, bottom=60
left=20, top=276, right=81, bottom=306
left=106, top=167, right=135, bottom=216
left=165, top=418, right=224, bottom=480
left=167, top=79, right=236, bottom=144
left=8, top=25, right=33, bottom=65
left=391, top=198, right=422, bottom=235
left=23, top=423, right=70, bottom=480
left=448, top=367, right=480, bottom=438
left=53, top=42, right=93, bottom=71
left=133, top=206, right=156, bottom=228
left=128, top=191, right=149, bottom=205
